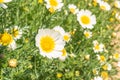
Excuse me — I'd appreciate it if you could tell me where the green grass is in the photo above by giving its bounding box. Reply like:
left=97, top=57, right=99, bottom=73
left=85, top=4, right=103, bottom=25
left=0, top=0, right=120, bottom=80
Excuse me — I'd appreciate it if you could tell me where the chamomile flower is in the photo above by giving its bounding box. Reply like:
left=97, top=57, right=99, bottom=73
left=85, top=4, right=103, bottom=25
left=101, top=71, right=108, bottom=80
left=84, top=30, right=92, bottom=38
left=113, top=52, right=120, bottom=60
left=0, top=0, right=12, bottom=9
left=11, top=26, right=22, bottom=40
left=59, top=48, right=67, bottom=61
left=0, top=32, right=16, bottom=50
left=102, top=63, right=112, bottom=71
left=99, top=1, right=111, bottom=11
left=45, top=0, right=63, bottom=12
left=35, top=29, right=65, bottom=59
left=77, top=9, right=96, bottom=29
left=68, top=4, right=78, bottom=14
left=97, top=55, right=106, bottom=63
left=94, top=76, right=103, bottom=80
left=114, top=1, right=120, bottom=8
left=53, top=26, right=71, bottom=42
left=93, top=40, right=104, bottom=53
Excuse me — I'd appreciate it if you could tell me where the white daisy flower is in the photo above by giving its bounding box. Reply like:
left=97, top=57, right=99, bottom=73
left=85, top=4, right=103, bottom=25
left=68, top=4, right=79, bottom=14
left=53, top=26, right=71, bottom=42
left=0, top=0, right=12, bottom=9
left=84, top=30, right=92, bottom=38
left=77, top=9, right=96, bottom=29
left=114, top=1, right=120, bottom=8
left=45, top=0, right=63, bottom=11
left=93, top=40, right=104, bottom=53
left=99, top=1, right=111, bottom=11
left=94, top=76, right=103, bottom=80
left=0, top=32, right=16, bottom=50
left=59, top=48, right=67, bottom=61
left=12, top=26, right=22, bottom=40
left=35, top=29, right=65, bottom=59
left=97, top=55, right=106, bottom=63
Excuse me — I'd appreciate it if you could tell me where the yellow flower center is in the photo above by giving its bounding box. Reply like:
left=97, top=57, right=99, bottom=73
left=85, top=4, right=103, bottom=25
left=84, top=32, right=90, bottom=38
left=49, top=0, right=58, bottom=7
left=81, top=15, right=90, bottom=25
left=1, top=32, right=13, bottom=46
left=8, top=59, right=17, bottom=68
left=38, top=0, right=43, bottom=4
left=102, top=65, right=108, bottom=70
left=62, top=48, right=67, bottom=56
left=100, top=56, right=106, bottom=62
left=95, top=44, right=100, bottom=50
left=13, top=29, right=19, bottom=37
left=0, top=0, right=4, bottom=3
left=114, top=2, right=118, bottom=7
left=49, top=7, right=55, bottom=13
left=100, top=5, right=106, bottom=10
left=70, top=8, right=75, bottom=13
left=63, top=35, right=70, bottom=42
left=57, top=73, right=62, bottom=78
left=114, top=53, right=119, bottom=59
left=101, top=71, right=108, bottom=79
left=40, top=36, right=55, bottom=53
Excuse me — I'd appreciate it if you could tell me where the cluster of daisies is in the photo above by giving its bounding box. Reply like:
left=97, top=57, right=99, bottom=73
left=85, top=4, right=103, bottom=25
left=35, top=26, right=70, bottom=61
left=0, top=26, right=22, bottom=50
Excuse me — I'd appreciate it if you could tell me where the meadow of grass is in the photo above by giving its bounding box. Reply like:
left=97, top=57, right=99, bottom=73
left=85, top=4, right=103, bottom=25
left=0, top=0, right=120, bottom=80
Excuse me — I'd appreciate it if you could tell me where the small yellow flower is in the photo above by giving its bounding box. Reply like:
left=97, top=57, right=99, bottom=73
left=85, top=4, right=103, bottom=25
left=49, top=7, right=55, bottom=13
left=85, top=55, right=90, bottom=60
left=109, top=18, right=114, bottom=22
left=100, top=55, right=106, bottom=62
left=113, top=53, right=120, bottom=60
left=93, top=69, right=98, bottom=75
left=56, top=73, right=63, bottom=78
left=38, top=0, right=43, bottom=4
left=8, top=59, right=17, bottom=68
left=101, top=71, right=108, bottom=79
left=75, top=71, right=80, bottom=76
left=93, top=1, right=97, bottom=7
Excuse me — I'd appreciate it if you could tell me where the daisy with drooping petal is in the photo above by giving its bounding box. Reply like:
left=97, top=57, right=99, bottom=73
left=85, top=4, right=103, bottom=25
left=53, top=26, right=71, bottom=42
left=84, top=30, right=92, bottom=38
left=68, top=4, right=78, bottom=14
left=93, top=40, right=104, bottom=53
left=114, top=0, right=120, bottom=8
left=99, top=1, right=111, bottom=11
left=11, top=26, right=22, bottom=40
left=77, top=9, right=96, bottom=29
left=0, top=32, right=16, bottom=50
left=94, top=76, right=103, bottom=80
left=35, top=29, right=65, bottom=59
left=45, top=0, right=63, bottom=12
left=59, top=48, right=67, bottom=61
left=0, top=0, right=12, bottom=9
